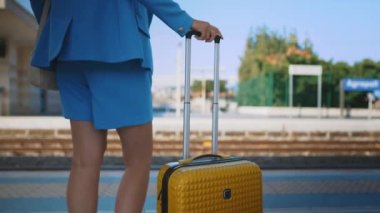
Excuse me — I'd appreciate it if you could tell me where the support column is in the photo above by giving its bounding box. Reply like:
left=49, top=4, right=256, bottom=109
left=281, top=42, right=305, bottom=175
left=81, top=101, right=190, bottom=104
left=17, top=46, right=33, bottom=114
left=0, top=39, right=15, bottom=115
left=176, top=42, right=182, bottom=118
left=318, top=74, right=322, bottom=118
left=340, top=80, right=345, bottom=118
left=289, top=74, right=293, bottom=118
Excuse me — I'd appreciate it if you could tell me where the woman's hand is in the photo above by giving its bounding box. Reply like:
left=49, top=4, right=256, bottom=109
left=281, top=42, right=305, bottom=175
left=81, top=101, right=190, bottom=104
left=191, top=20, right=223, bottom=42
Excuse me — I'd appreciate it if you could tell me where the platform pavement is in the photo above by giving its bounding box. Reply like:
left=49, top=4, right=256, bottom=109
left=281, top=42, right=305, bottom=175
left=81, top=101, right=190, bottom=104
left=0, top=169, right=380, bottom=212
left=1, top=115, right=380, bottom=132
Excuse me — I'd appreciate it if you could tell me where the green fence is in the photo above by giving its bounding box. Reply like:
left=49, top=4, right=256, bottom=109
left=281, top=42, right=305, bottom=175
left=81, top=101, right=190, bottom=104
left=237, top=71, right=343, bottom=108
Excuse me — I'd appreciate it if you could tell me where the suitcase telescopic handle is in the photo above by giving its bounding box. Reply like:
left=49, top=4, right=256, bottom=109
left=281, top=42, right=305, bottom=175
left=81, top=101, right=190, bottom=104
left=185, top=30, right=222, bottom=43
left=183, top=30, right=221, bottom=159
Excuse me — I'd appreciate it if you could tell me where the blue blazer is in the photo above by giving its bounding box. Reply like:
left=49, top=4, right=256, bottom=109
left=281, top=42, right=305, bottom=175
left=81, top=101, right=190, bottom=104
left=30, top=0, right=193, bottom=71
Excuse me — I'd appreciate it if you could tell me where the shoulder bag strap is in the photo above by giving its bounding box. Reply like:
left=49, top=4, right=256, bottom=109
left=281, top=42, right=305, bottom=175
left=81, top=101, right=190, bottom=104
left=37, top=0, right=51, bottom=38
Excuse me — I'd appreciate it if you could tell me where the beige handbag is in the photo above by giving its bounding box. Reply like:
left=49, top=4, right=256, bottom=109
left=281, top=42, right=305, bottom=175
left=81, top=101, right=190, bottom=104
left=29, top=0, right=58, bottom=90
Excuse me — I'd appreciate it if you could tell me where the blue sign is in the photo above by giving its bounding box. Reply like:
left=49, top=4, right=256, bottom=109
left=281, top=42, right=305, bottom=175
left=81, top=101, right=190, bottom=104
left=343, top=78, right=380, bottom=91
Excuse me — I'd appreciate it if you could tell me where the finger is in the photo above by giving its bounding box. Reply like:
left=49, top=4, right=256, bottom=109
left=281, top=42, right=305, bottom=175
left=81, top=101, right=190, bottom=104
left=195, top=30, right=204, bottom=40
left=209, top=30, right=215, bottom=42
left=214, top=28, right=223, bottom=39
left=206, top=31, right=213, bottom=42
left=200, top=30, right=209, bottom=41
left=207, top=31, right=216, bottom=42
left=205, top=28, right=216, bottom=42
left=202, top=25, right=212, bottom=40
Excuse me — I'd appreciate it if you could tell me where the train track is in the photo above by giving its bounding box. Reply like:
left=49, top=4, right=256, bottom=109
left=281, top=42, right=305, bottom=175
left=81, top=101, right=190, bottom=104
left=1, top=138, right=380, bottom=157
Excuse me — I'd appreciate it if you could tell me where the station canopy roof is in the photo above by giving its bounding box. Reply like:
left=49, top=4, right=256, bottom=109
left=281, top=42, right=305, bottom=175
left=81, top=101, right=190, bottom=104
left=0, top=0, right=37, bottom=46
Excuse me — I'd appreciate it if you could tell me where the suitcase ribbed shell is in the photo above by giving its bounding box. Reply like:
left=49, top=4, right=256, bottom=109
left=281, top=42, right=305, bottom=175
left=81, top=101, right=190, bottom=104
left=157, top=160, right=262, bottom=213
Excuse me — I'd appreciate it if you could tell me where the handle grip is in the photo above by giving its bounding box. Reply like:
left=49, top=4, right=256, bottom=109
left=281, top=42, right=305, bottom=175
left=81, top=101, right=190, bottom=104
left=186, top=30, right=222, bottom=43
left=179, top=154, right=227, bottom=164
left=193, top=154, right=226, bottom=161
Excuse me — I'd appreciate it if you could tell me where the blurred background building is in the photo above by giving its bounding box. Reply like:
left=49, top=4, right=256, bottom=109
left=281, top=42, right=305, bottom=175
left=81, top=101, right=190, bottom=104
left=1, top=0, right=380, bottom=118
left=0, top=0, right=60, bottom=116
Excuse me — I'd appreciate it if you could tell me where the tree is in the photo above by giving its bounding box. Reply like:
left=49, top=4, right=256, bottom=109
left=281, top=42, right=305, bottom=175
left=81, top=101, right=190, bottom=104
left=191, top=80, right=227, bottom=98
left=237, top=27, right=380, bottom=108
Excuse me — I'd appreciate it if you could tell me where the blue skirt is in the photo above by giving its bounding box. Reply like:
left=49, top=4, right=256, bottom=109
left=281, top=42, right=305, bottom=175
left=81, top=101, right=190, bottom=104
left=55, top=60, right=153, bottom=130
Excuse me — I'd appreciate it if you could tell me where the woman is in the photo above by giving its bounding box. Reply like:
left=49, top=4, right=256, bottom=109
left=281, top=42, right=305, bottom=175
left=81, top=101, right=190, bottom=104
left=30, top=0, right=222, bottom=212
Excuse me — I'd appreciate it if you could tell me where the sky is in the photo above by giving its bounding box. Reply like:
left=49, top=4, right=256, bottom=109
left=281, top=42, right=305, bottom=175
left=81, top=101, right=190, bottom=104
left=18, top=0, right=380, bottom=87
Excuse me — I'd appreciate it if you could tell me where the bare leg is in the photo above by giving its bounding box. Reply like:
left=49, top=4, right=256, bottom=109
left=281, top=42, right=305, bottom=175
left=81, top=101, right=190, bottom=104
left=66, top=121, right=108, bottom=213
left=115, top=121, right=153, bottom=213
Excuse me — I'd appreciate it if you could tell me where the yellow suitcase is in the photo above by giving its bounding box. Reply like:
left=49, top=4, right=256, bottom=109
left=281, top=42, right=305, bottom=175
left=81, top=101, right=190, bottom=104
left=157, top=31, right=263, bottom=213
